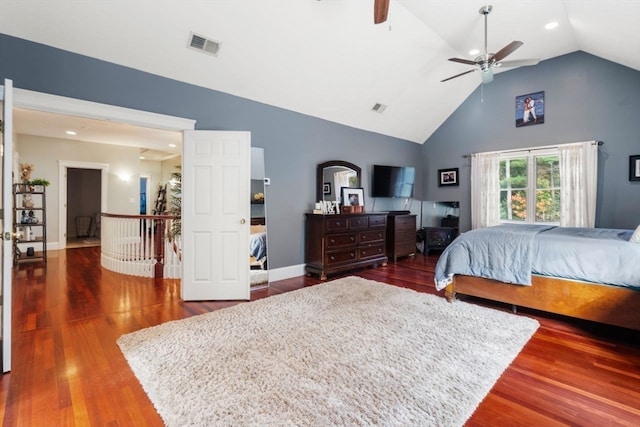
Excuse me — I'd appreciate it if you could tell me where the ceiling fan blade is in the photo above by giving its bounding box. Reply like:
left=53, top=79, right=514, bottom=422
left=441, top=69, right=476, bottom=82
left=497, top=58, right=541, bottom=68
left=448, top=57, right=478, bottom=66
left=374, top=0, right=390, bottom=24
left=492, top=41, right=523, bottom=62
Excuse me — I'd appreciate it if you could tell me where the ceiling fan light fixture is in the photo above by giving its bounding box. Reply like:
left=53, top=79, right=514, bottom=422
left=469, top=49, right=480, bottom=56
left=481, top=68, right=493, bottom=84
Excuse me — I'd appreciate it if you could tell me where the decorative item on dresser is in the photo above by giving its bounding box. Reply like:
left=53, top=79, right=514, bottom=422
left=305, top=213, right=388, bottom=280
left=386, top=213, right=417, bottom=262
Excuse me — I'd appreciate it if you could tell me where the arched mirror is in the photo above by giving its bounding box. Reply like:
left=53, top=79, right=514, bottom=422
left=316, top=160, right=361, bottom=203
left=250, top=147, right=268, bottom=289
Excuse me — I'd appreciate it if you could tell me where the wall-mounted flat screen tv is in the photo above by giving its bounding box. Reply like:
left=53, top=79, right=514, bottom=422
left=371, top=165, right=415, bottom=198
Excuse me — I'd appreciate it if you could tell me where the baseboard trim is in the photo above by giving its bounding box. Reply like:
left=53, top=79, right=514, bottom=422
left=268, top=264, right=306, bottom=282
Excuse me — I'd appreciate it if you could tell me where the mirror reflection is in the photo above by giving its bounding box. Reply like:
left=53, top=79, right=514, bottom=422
left=317, top=160, right=361, bottom=203
left=250, top=147, right=268, bottom=289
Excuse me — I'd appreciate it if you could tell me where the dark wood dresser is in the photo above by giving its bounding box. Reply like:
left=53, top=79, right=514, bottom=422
left=386, top=214, right=417, bottom=262
left=305, top=213, right=388, bottom=280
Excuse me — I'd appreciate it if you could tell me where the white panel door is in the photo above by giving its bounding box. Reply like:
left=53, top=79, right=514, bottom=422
left=1, top=80, right=14, bottom=372
left=181, top=130, right=250, bottom=300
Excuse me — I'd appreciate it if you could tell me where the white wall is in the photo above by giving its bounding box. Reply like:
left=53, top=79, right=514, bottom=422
left=16, top=134, right=149, bottom=246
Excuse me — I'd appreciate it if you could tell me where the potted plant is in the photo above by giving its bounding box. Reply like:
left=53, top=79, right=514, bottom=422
left=28, top=178, right=50, bottom=192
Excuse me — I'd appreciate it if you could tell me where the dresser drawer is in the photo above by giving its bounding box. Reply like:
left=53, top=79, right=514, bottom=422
left=359, top=229, right=385, bottom=244
left=395, top=241, right=416, bottom=256
left=358, top=244, right=385, bottom=260
left=368, top=215, right=387, bottom=227
left=396, top=229, right=415, bottom=243
left=325, top=249, right=357, bottom=265
left=348, top=216, right=369, bottom=229
left=326, top=218, right=349, bottom=231
left=394, top=216, right=415, bottom=230
left=326, top=233, right=357, bottom=248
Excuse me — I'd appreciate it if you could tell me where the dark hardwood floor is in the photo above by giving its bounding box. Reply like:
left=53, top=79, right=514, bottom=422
left=2, top=247, right=639, bottom=426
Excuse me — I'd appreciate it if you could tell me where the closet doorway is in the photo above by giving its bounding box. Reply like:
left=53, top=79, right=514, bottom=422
left=65, top=167, right=103, bottom=248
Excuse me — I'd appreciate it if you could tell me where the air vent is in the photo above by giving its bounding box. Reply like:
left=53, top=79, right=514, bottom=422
left=188, top=32, right=220, bottom=56
left=372, top=103, right=387, bottom=113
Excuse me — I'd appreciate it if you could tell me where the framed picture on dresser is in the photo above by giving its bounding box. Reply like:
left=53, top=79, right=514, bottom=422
left=341, top=187, right=365, bottom=206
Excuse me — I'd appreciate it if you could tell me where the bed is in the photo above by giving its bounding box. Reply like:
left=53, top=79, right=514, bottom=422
left=250, top=225, right=267, bottom=269
left=435, top=224, right=640, bottom=331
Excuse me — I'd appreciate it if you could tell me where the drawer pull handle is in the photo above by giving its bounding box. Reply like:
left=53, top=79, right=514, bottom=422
left=350, top=236, right=355, bottom=241
left=350, top=252, right=355, bottom=258
left=330, top=239, right=335, bottom=243
left=330, top=256, right=335, bottom=261
left=362, top=235, right=367, bottom=240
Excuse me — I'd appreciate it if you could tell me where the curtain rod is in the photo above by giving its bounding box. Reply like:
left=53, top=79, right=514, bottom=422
left=462, top=140, right=604, bottom=158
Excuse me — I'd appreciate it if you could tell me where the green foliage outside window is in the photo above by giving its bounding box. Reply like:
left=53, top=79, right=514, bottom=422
left=500, top=155, right=560, bottom=223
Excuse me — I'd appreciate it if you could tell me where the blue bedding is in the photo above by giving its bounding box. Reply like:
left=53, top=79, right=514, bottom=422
left=434, top=225, right=640, bottom=291
left=250, top=232, right=267, bottom=261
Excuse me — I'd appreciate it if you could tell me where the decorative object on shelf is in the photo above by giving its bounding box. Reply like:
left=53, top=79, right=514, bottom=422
left=26, top=247, right=35, bottom=257
left=27, top=177, right=51, bottom=188
left=515, top=91, right=545, bottom=127
left=22, top=194, right=34, bottom=208
left=26, top=210, right=38, bottom=223
left=19, top=163, right=34, bottom=183
left=438, top=168, right=459, bottom=187
left=252, top=192, right=265, bottom=203
left=630, top=155, right=640, bottom=181
left=341, top=187, right=364, bottom=207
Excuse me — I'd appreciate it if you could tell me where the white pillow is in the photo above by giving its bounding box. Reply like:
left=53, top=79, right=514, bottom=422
left=630, top=225, right=640, bottom=243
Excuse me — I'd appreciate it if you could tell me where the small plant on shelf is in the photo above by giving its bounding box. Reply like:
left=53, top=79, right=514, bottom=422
left=28, top=178, right=51, bottom=187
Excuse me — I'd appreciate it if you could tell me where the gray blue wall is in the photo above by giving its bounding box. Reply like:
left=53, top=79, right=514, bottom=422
left=422, top=51, right=640, bottom=231
left=0, top=34, right=422, bottom=269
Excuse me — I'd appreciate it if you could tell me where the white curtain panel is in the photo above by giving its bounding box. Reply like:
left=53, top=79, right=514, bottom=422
left=558, top=141, right=598, bottom=227
left=471, top=152, right=501, bottom=229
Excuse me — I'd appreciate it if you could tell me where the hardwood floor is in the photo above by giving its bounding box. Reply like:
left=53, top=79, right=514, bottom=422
left=2, top=248, right=639, bottom=426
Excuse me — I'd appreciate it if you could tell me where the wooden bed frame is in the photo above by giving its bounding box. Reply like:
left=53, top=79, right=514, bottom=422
left=445, top=275, right=640, bottom=331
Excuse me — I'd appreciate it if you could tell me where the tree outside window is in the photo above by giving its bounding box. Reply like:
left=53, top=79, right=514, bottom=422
left=499, top=152, right=560, bottom=224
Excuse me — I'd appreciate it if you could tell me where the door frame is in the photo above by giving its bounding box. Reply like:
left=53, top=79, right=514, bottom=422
left=10, top=88, right=196, bottom=248
left=58, top=161, right=109, bottom=247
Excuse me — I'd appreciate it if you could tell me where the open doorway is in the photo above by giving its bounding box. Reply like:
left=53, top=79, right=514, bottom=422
left=66, top=168, right=101, bottom=248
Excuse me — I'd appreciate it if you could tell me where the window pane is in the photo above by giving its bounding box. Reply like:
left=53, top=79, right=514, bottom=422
left=536, top=189, right=560, bottom=222
left=500, top=189, right=527, bottom=221
left=500, top=158, right=527, bottom=189
left=535, top=156, right=560, bottom=223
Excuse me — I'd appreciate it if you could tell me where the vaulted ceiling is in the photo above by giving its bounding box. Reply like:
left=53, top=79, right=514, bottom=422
left=3, top=0, right=639, bottom=145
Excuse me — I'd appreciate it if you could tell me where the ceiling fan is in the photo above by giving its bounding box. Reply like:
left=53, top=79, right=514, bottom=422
left=441, top=5, right=540, bottom=84
left=374, top=0, right=390, bottom=24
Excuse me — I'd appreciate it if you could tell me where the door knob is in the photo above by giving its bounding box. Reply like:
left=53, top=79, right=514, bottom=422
left=240, top=218, right=246, bottom=224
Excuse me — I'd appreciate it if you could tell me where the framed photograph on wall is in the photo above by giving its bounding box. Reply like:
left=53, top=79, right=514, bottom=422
left=515, top=91, right=545, bottom=127
left=341, top=187, right=365, bottom=206
left=630, top=155, right=640, bottom=181
left=438, top=168, right=459, bottom=187
left=323, top=182, right=332, bottom=194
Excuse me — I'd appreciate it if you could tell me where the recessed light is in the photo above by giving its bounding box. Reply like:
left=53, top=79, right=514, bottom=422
left=545, top=22, right=559, bottom=30
left=139, top=156, right=146, bottom=160
left=469, top=49, right=480, bottom=56
left=168, top=143, right=177, bottom=148
left=66, top=130, right=77, bottom=136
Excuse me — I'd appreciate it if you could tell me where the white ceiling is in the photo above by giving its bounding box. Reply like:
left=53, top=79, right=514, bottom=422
left=3, top=0, right=640, bottom=145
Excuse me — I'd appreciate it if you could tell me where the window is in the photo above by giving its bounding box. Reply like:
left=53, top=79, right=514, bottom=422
left=499, top=149, right=560, bottom=223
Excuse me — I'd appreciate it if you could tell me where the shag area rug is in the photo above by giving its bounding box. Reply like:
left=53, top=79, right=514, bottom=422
left=118, top=276, right=539, bottom=426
